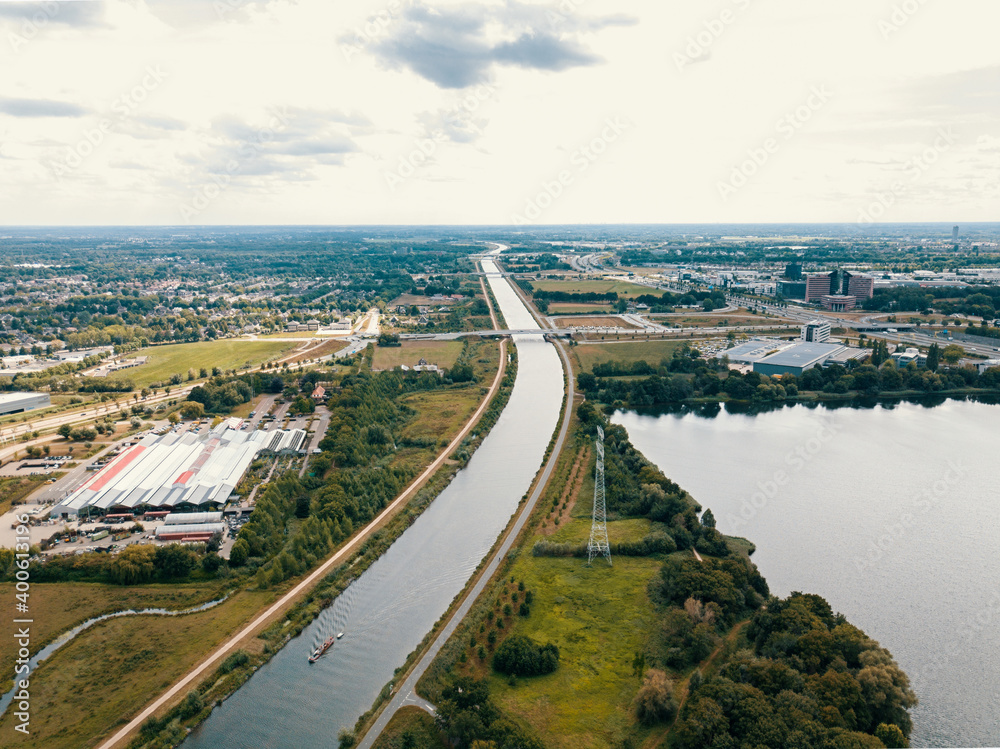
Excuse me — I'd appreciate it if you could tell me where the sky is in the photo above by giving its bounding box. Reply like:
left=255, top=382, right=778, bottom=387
left=0, top=0, right=997, bottom=225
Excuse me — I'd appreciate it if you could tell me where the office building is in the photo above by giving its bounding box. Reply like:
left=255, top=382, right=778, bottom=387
left=802, top=321, right=832, bottom=343
left=805, top=273, right=833, bottom=302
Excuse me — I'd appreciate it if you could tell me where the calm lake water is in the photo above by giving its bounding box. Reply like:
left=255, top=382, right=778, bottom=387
left=615, top=399, right=1000, bottom=749
left=184, top=258, right=564, bottom=748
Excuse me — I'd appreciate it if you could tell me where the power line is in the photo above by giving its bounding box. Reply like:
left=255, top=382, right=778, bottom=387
left=587, top=425, right=611, bottom=566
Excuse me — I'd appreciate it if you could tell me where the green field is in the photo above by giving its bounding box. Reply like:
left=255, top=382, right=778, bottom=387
left=530, top=279, right=658, bottom=299
left=547, top=303, right=616, bottom=315
left=572, top=340, right=688, bottom=372
left=372, top=340, right=464, bottom=372
left=491, top=528, right=664, bottom=749
left=107, top=340, right=296, bottom=387
left=0, top=583, right=224, bottom=683
left=0, top=587, right=275, bottom=749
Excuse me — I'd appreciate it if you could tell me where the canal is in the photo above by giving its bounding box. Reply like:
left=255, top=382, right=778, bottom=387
left=184, top=255, right=565, bottom=747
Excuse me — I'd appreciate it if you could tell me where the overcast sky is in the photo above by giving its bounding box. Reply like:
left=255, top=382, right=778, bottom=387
left=0, top=0, right=997, bottom=225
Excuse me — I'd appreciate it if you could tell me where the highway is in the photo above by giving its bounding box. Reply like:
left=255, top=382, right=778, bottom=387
left=727, top=294, right=1000, bottom=358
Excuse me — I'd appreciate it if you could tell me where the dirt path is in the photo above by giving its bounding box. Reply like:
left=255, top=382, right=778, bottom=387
left=642, top=621, right=750, bottom=749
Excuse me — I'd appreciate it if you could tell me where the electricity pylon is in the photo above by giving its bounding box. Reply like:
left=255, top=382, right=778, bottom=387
left=587, top=425, right=612, bottom=566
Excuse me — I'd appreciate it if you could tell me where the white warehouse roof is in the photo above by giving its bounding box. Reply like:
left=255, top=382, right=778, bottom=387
left=52, top=426, right=307, bottom=518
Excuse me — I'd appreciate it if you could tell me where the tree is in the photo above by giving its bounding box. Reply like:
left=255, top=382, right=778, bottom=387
left=875, top=723, right=909, bottom=748
left=168, top=412, right=180, bottom=425
left=702, top=508, right=716, bottom=528
left=492, top=635, right=559, bottom=677
left=632, top=669, right=677, bottom=725
left=107, top=545, right=156, bottom=585
left=942, top=344, right=964, bottom=365
left=155, top=544, right=197, bottom=579
left=229, top=538, right=249, bottom=567
left=58, top=424, right=72, bottom=439
left=926, top=343, right=940, bottom=372
left=180, top=401, right=205, bottom=420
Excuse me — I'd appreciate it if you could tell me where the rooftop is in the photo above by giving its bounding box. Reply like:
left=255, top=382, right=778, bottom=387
left=756, top=342, right=846, bottom=368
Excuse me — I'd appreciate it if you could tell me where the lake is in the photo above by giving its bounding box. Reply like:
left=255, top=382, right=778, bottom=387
left=615, top=398, right=1000, bottom=748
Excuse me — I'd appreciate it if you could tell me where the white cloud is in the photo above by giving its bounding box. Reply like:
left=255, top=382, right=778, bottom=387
left=0, top=0, right=997, bottom=223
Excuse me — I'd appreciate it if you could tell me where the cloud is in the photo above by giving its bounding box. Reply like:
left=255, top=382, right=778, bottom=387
left=364, top=1, right=634, bottom=89
left=897, top=65, right=1000, bottom=124
left=0, top=0, right=107, bottom=28
left=0, top=97, right=90, bottom=117
left=135, top=114, right=186, bottom=131
left=192, top=107, right=361, bottom=182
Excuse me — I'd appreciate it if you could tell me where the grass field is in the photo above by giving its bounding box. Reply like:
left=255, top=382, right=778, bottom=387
left=372, top=340, right=464, bottom=371
left=488, top=536, right=663, bottom=749
left=107, top=340, right=296, bottom=387
left=0, top=475, right=50, bottom=516
left=0, top=588, right=275, bottom=749
left=530, top=279, right=660, bottom=300
left=0, top=582, right=226, bottom=690
left=547, top=303, right=615, bottom=315
left=285, top=338, right=347, bottom=364
left=553, top=316, right=640, bottom=330
left=399, top=389, right=484, bottom=447
left=572, top=340, right=688, bottom=372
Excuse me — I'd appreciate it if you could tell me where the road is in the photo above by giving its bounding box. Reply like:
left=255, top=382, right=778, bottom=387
left=356, top=338, right=576, bottom=749
left=0, top=340, right=316, bottom=469
left=96, top=337, right=511, bottom=749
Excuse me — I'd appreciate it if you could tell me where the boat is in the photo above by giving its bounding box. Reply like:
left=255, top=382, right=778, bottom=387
left=308, top=635, right=337, bottom=663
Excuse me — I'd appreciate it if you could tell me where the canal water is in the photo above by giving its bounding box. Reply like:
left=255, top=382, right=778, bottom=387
left=185, top=257, right=564, bottom=747
left=614, top=399, right=1000, bottom=748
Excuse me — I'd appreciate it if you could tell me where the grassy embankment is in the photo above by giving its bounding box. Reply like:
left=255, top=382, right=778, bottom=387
left=107, top=340, right=296, bottom=388
left=370, top=707, right=447, bottom=749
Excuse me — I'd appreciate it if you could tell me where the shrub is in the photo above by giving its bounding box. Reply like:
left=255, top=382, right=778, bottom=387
left=492, top=635, right=559, bottom=677
left=632, top=669, right=677, bottom=726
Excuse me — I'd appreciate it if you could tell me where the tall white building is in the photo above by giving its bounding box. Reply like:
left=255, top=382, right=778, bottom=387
left=802, top=321, right=831, bottom=343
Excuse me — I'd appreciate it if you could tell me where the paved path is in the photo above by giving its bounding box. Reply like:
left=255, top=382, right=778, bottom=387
left=356, top=328, right=576, bottom=748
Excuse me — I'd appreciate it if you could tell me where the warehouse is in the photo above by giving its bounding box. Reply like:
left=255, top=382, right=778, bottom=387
left=0, top=391, right=51, bottom=416
left=52, top=423, right=308, bottom=519
left=753, top=342, right=847, bottom=377
left=155, top=523, right=226, bottom=542
left=718, top=339, right=796, bottom=366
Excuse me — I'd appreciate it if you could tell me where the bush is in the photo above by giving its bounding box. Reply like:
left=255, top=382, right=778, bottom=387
left=492, top=635, right=559, bottom=677
left=632, top=669, right=677, bottom=726
left=219, top=650, right=250, bottom=674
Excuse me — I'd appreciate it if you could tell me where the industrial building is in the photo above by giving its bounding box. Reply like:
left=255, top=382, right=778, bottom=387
left=753, top=342, right=848, bottom=377
left=52, top=422, right=307, bottom=519
left=718, top=339, right=796, bottom=366
left=0, top=392, right=51, bottom=416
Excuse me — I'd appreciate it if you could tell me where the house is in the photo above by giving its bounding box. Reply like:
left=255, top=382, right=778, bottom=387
left=311, top=385, right=326, bottom=401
